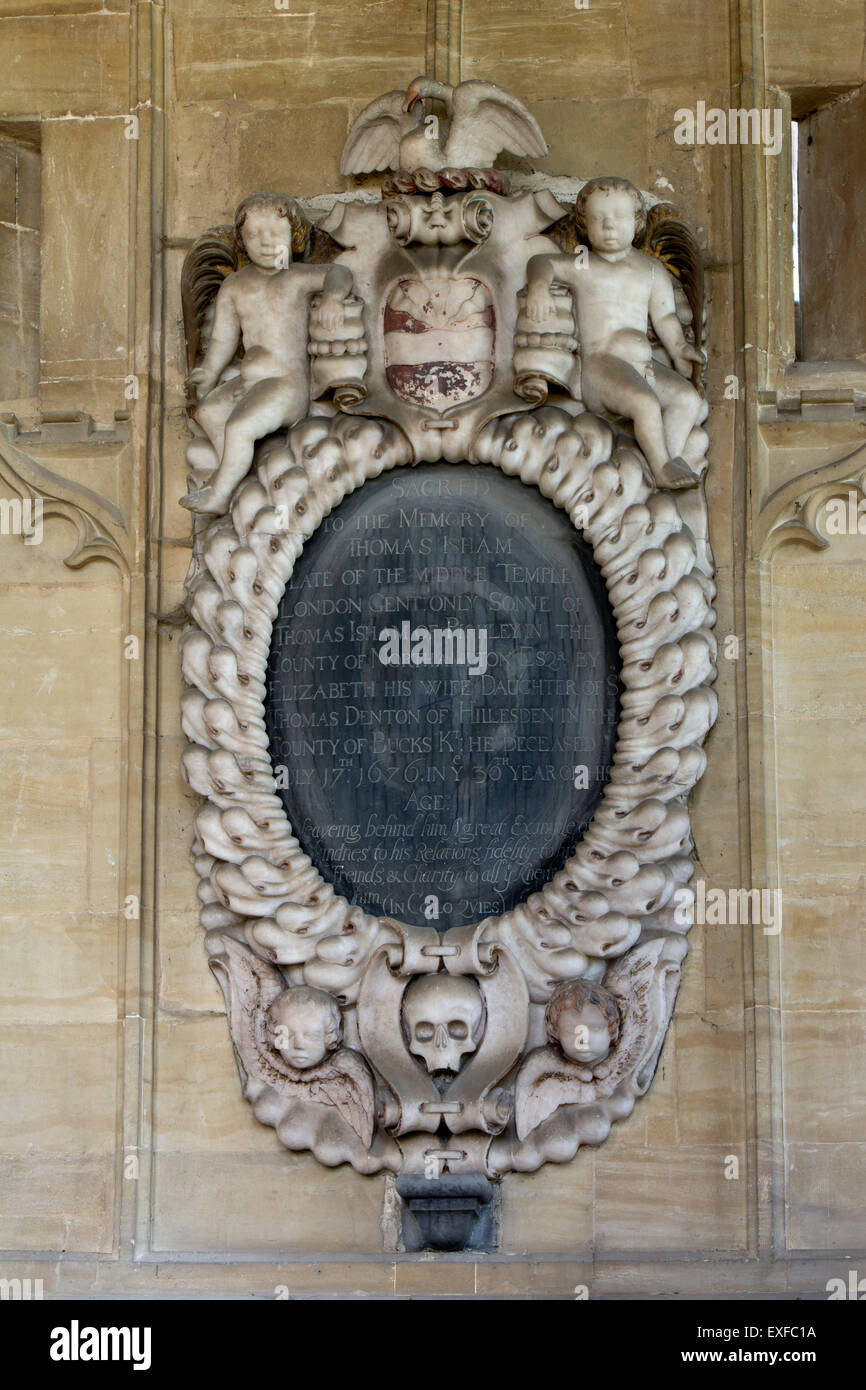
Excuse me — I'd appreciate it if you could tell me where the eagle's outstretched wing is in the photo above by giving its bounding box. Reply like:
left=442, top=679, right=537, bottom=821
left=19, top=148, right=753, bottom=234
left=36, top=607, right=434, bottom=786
left=180, top=226, right=239, bottom=376
left=340, top=90, right=418, bottom=175
left=444, top=81, right=547, bottom=168
left=640, top=201, right=706, bottom=387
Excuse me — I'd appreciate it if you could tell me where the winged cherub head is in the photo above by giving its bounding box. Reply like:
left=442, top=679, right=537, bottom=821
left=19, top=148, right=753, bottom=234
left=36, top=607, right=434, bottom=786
left=545, top=977, right=621, bottom=1069
left=268, top=986, right=342, bottom=1071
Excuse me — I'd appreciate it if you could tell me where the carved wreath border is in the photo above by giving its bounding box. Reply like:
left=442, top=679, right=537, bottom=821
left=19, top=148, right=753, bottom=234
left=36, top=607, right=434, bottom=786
left=181, top=404, right=717, bottom=1010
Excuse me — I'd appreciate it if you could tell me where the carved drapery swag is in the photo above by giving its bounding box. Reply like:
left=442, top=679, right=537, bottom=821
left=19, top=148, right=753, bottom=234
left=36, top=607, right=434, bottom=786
left=179, top=77, right=716, bottom=1178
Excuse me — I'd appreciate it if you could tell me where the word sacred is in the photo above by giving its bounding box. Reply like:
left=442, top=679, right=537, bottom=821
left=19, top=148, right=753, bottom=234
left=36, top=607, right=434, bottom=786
left=378, top=621, right=489, bottom=676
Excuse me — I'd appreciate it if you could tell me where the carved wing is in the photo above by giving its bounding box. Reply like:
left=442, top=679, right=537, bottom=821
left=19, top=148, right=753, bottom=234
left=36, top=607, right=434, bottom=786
left=514, top=1048, right=595, bottom=1141
left=340, top=90, right=417, bottom=175
left=311, top=1052, right=375, bottom=1148
left=307, top=223, right=343, bottom=265
left=641, top=201, right=705, bottom=383
left=594, top=938, right=679, bottom=1095
left=545, top=206, right=585, bottom=255
left=209, top=935, right=287, bottom=1098
left=444, top=81, right=548, bottom=168
left=180, top=226, right=239, bottom=375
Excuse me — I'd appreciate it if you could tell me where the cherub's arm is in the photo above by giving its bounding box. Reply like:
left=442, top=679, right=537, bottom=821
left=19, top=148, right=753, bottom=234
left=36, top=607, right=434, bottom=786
left=525, top=252, right=582, bottom=322
left=188, top=279, right=242, bottom=395
left=648, top=262, right=703, bottom=378
left=317, top=264, right=354, bottom=334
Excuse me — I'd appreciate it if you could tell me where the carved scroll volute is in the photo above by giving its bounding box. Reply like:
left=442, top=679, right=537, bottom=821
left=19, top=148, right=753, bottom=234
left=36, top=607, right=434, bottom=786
left=513, top=285, right=579, bottom=405
left=440, top=948, right=529, bottom=1135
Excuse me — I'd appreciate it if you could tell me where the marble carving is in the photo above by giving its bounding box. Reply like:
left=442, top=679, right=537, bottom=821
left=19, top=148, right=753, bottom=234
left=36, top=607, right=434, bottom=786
left=180, top=77, right=717, bottom=1179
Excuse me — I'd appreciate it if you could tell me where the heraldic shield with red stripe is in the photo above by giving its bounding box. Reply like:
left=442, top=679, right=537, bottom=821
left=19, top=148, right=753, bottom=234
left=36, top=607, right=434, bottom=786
left=383, top=274, right=495, bottom=411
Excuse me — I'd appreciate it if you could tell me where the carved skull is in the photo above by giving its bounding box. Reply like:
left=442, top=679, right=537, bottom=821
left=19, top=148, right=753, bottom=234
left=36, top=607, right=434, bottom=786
left=403, top=974, right=484, bottom=1074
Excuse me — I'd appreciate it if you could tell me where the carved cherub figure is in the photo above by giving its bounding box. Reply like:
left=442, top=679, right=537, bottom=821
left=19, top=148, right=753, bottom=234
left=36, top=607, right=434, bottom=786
left=513, top=939, right=681, bottom=1141
left=210, top=939, right=379, bottom=1160
left=261, top=985, right=374, bottom=1145
left=525, top=178, right=706, bottom=490
left=181, top=192, right=354, bottom=515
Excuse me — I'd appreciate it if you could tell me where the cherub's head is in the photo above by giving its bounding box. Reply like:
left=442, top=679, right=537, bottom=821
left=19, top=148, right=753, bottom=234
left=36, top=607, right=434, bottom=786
left=267, top=985, right=342, bottom=1070
left=574, top=177, right=646, bottom=255
left=234, top=192, right=309, bottom=270
left=545, top=977, right=621, bottom=1067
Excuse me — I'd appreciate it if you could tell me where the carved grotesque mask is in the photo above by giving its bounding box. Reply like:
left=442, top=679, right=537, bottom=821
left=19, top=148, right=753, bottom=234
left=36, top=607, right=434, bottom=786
left=387, top=191, right=463, bottom=246
left=402, top=974, right=484, bottom=1074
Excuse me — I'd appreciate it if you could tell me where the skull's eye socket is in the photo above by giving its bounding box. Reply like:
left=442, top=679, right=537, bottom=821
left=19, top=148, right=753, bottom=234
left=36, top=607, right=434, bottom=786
left=448, top=1021, right=469, bottom=1040
left=415, top=1023, right=435, bottom=1042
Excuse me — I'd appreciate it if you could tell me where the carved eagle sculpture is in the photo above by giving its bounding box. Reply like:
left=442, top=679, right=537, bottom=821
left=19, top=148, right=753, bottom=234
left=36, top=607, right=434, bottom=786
left=340, top=75, right=548, bottom=176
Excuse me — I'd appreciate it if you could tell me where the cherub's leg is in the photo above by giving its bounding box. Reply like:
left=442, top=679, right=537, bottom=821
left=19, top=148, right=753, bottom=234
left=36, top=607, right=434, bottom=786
left=194, top=378, right=245, bottom=459
left=192, top=381, right=304, bottom=515
left=582, top=354, right=673, bottom=479
left=652, top=364, right=704, bottom=461
left=180, top=380, right=246, bottom=509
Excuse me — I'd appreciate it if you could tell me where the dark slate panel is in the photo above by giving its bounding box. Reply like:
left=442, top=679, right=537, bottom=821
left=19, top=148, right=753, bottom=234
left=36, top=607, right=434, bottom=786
left=265, top=463, right=621, bottom=930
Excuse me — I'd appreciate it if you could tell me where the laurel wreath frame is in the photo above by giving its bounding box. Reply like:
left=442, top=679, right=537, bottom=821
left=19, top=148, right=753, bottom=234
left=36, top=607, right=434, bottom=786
left=181, top=403, right=717, bottom=1020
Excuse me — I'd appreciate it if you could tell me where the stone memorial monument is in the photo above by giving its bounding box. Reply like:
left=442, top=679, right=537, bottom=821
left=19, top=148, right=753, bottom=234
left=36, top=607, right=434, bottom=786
left=179, top=76, right=717, bottom=1239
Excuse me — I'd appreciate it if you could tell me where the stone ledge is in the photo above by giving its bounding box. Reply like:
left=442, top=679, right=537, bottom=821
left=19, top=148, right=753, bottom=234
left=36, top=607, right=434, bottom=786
left=0, top=408, right=131, bottom=446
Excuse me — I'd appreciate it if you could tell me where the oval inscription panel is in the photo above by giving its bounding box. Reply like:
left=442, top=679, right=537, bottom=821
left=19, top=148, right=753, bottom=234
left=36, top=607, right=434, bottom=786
left=265, top=463, right=621, bottom=929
